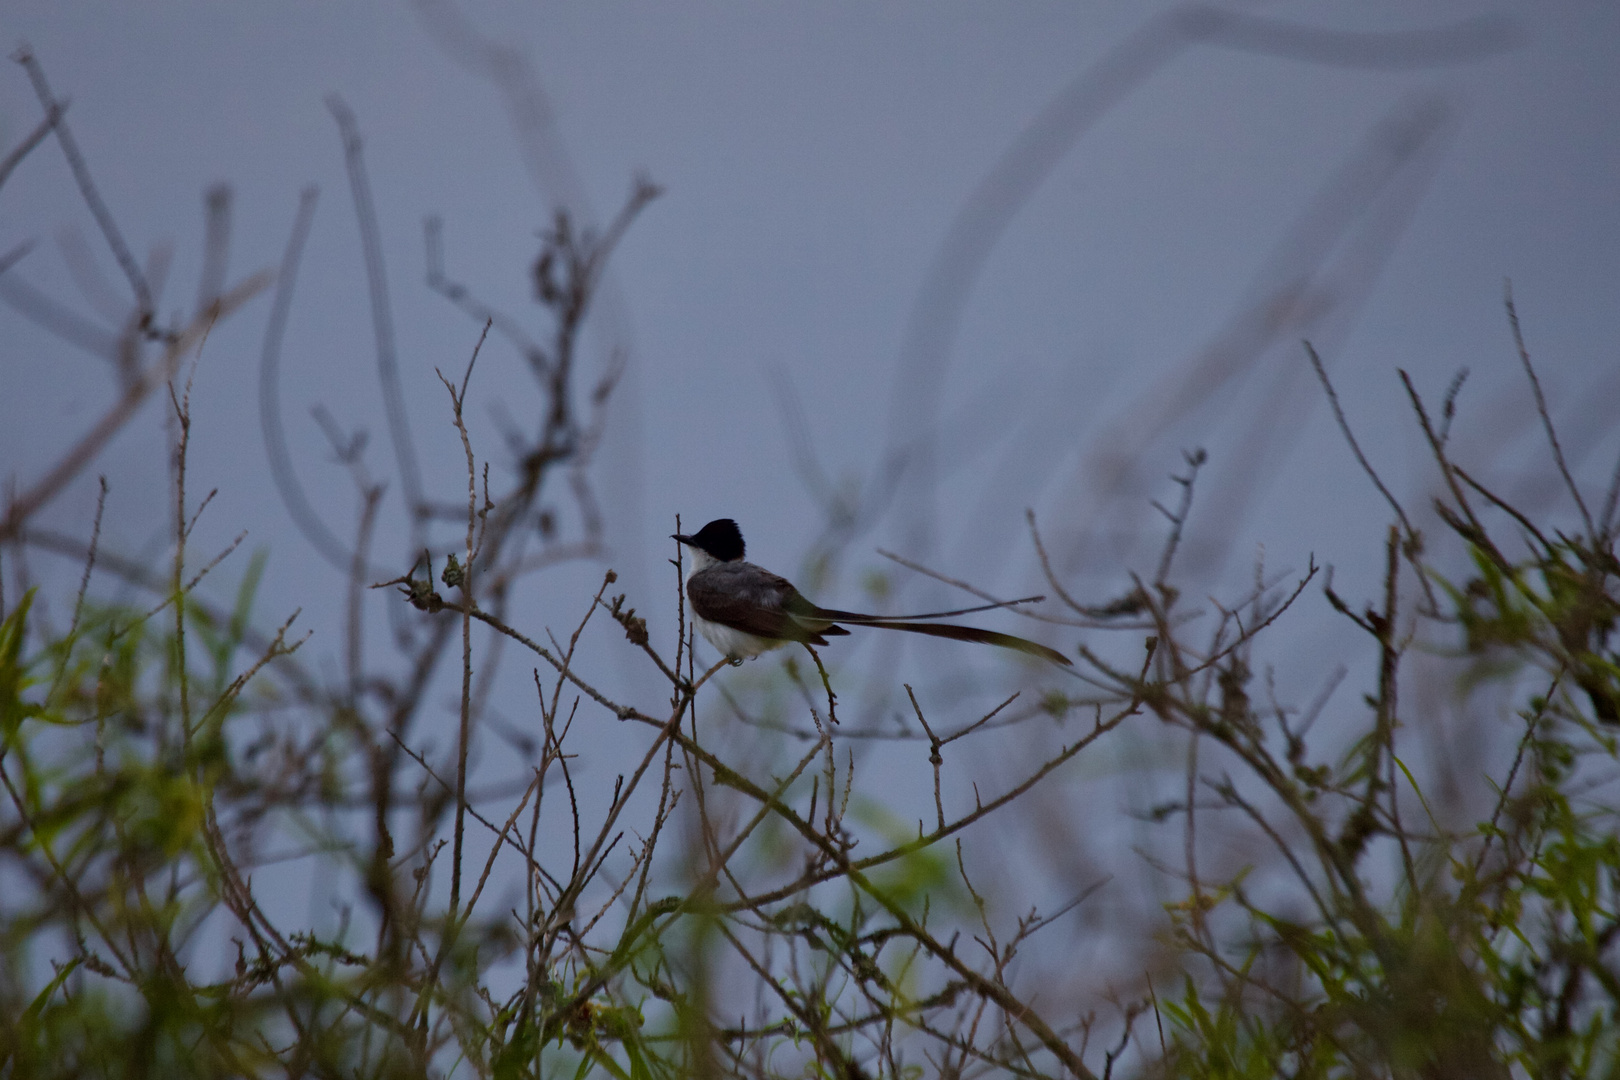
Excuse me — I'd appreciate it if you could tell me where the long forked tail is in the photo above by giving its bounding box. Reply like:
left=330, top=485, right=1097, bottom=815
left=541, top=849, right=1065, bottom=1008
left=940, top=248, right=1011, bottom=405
left=855, top=619, right=1072, bottom=666
left=808, top=595, right=1047, bottom=624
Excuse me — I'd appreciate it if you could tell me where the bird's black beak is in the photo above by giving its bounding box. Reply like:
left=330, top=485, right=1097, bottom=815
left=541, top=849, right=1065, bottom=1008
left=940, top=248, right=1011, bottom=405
left=672, top=533, right=692, bottom=544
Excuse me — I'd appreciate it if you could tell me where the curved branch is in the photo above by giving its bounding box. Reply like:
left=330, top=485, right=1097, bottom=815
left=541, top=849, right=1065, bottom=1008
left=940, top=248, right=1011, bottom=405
left=870, top=5, right=1519, bottom=554
left=257, top=187, right=367, bottom=574
left=327, top=96, right=427, bottom=532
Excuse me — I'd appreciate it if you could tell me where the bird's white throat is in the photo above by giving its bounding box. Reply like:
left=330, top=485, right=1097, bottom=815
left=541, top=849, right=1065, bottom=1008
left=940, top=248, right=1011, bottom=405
left=684, top=546, right=721, bottom=577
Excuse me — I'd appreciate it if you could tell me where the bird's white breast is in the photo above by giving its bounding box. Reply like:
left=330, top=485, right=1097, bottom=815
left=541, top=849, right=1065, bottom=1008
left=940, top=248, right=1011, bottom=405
left=693, top=617, right=782, bottom=660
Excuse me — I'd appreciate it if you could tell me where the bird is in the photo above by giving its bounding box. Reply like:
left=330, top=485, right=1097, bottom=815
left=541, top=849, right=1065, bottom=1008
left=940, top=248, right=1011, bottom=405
left=673, top=518, right=1071, bottom=666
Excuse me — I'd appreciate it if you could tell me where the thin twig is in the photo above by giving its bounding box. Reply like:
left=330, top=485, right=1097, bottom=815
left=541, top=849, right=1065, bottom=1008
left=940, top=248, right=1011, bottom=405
left=1504, top=280, right=1593, bottom=537
left=905, top=685, right=946, bottom=831
left=257, top=188, right=366, bottom=573
left=1027, top=510, right=1146, bottom=623
left=0, top=96, right=63, bottom=191
left=438, top=325, right=487, bottom=917
left=15, top=46, right=152, bottom=320
left=326, top=95, right=426, bottom=526
left=1305, top=341, right=1414, bottom=539
left=1153, top=447, right=1205, bottom=588
left=46, top=475, right=106, bottom=704
left=0, top=273, right=268, bottom=541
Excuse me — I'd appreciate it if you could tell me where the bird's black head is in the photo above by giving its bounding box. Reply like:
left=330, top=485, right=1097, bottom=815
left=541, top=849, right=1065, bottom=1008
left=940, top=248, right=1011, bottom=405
left=672, top=518, right=746, bottom=562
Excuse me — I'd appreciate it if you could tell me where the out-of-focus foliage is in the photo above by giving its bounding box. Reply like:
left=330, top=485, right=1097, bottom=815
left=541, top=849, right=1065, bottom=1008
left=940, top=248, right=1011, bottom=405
left=5, top=367, right=1618, bottom=1078
left=1147, top=396, right=1620, bottom=1079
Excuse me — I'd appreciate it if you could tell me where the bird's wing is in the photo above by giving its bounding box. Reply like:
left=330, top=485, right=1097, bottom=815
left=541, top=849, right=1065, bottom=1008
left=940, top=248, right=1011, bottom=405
left=687, top=565, right=845, bottom=645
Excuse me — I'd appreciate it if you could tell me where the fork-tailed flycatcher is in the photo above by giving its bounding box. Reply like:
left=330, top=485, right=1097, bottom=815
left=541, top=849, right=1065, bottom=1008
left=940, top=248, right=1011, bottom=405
left=673, top=519, right=1071, bottom=666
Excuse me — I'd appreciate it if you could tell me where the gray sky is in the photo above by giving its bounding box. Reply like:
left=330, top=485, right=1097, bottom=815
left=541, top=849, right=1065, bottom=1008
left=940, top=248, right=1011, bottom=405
left=4, top=1, right=1613, bottom=609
